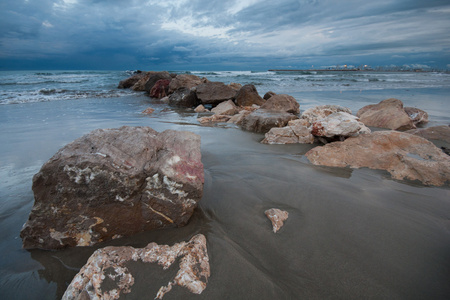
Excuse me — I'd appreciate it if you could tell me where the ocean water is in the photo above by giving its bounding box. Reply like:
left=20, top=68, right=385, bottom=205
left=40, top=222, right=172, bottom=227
left=0, top=70, right=449, bottom=299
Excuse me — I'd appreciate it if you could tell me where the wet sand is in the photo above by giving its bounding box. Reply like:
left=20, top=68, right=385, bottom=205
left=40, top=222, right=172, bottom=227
left=0, top=92, right=449, bottom=299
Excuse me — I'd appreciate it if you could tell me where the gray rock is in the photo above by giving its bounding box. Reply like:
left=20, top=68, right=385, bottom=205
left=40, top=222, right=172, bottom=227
left=20, top=126, right=204, bottom=249
left=301, top=105, right=352, bottom=124
left=240, top=109, right=299, bottom=133
left=168, top=87, right=199, bottom=107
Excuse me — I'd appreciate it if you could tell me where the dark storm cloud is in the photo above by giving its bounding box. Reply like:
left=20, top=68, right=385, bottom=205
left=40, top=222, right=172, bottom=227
left=0, top=0, right=449, bottom=70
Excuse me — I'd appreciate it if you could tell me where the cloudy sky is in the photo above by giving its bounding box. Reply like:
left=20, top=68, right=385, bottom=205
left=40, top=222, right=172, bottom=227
left=1, top=0, right=449, bottom=70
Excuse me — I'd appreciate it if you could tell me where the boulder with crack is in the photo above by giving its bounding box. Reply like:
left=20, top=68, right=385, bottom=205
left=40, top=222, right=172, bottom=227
left=20, top=126, right=204, bottom=249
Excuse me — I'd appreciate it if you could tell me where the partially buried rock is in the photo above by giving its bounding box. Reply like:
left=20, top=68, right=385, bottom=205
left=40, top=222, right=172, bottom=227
left=62, top=234, right=210, bottom=300
left=142, top=107, right=155, bottom=114
left=305, top=131, right=450, bottom=186
left=20, top=126, right=204, bottom=249
left=356, top=98, right=417, bottom=130
left=265, top=208, right=289, bottom=233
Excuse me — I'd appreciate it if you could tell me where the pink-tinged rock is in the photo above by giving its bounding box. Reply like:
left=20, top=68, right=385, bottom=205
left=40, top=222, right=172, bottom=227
left=194, top=104, right=209, bottom=113
left=195, top=82, right=237, bottom=106
left=150, top=79, right=171, bottom=98
left=228, top=82, right=242, bottom=91
left=356, top=98, right=416, bottom=130
left=406, top=125, right=450, bottom=143
left=301, top=105, right=352, bottom=124
left=227, top=110, right=252, bottom=125
left=142, top=107, right=155, bottom=114
left=261, top=119, right=314, bottom=144
left=168, top=74, right=206, bottom=94
left=144, top=72, right=172, bottom=93
left=20, top=126, right=204, bottom=249
left=265, top=208, right=289, bottom=233
left=404, top=107, right=429, bottom=126
left=235, top=84, right=265, bottom=107
left=211, top=100, right=238, bottom=116
left=260, top=94, right=300, bottom=114
left=305, top=131, right=450, bottom=186
left=62, top=234, right=210, bottom=300
left=198, top=114, right=231, bottom=124
left=311, top=112, right=370, bottom=138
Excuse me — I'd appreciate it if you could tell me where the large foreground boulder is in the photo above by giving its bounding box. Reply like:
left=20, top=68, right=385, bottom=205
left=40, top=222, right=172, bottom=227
left=195, top=82, right=237, bottom=106
left=62, top=234, right=210, bottom=300
left=356, top=98, right=420, bottom=130
left=305, top=131, right=450, bottom=186
left=20, top=126, right=204, bottom=249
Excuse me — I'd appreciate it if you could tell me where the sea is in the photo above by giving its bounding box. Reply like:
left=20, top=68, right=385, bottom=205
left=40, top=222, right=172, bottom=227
left=0, top=70, right=449, bottom=299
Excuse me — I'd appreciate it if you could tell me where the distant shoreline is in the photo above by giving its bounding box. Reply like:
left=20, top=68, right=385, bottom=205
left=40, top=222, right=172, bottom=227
left=268, top=69, right=434, bottom=73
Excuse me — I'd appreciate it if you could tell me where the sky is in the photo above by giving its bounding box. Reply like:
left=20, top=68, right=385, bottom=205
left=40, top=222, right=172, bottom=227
left=0, top=0, right=449, bottom=71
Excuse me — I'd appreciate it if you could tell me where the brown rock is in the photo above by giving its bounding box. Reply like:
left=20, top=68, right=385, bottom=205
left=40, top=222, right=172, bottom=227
left=62, top=234, right=210, bottom=300
left=406, top=125, right=450, bottom=143
left=168, top=74, right=206, bottom=94
left=227, top=110, right=252, bottom=125
left=356, top=98, right=416, bottom=130
left=265, top=208, right=289, bottom=233
left=142, top=107, right=155, bottom=114
left=260, top=94, right=300, bottom=114
left=263, top=91, right=276, bottom=100
left=118, top=73, right=147, bottom=89
left=240, top=109, right=299, bottom=133
left=20, top=126, right=204, bottom=249
left=150, top=79, right=171, bottom=98
left=196, top=82, right=237, bottom=106
left=305, top=131, right=450, bottom=186
left=235, top=84, right=265, bottom=107
left=194, top=104, right=209, bottom=113
left=211, top=100, right=238, bottom=116
left=404, top=107, right=429, bottom=126
left=198, top=114, right=231, bottom=124
left=228, top=82, right=242, bottom=91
